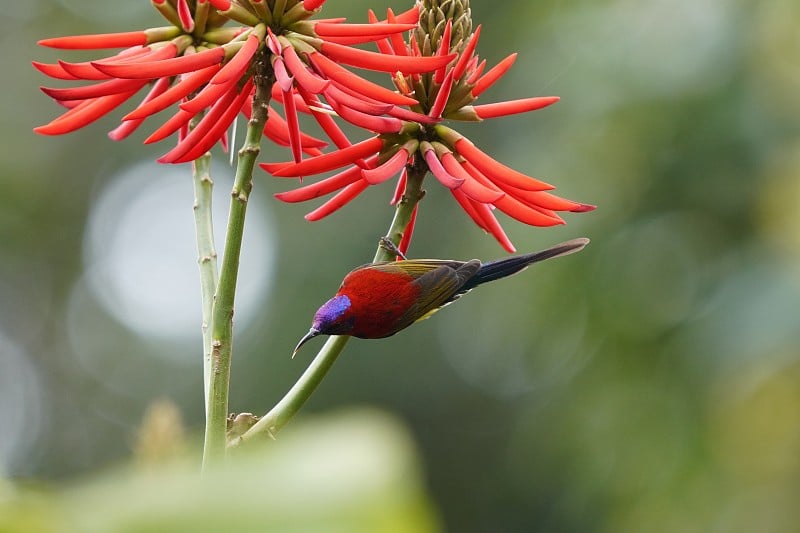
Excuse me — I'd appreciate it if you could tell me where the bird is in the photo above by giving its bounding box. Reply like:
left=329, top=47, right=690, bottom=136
left=293, top=237, right=590, bottom=356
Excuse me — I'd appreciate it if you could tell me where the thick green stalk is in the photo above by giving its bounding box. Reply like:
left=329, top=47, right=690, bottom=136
left=191, top=152, right=218, bottom=414
left=203, top=60, right=272, bottom=468
left=230, top=162, right=428, bottom=447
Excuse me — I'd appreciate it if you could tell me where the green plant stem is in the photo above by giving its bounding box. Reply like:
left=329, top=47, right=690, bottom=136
left=191, top=153, right=218, bottom=415
left=230, top=162, right=427, bottom=447
left=202, top=61, right=272, bottom=468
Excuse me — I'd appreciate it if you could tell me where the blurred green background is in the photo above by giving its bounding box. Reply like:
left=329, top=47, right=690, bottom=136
left=3, top=0, right=800, bottom=531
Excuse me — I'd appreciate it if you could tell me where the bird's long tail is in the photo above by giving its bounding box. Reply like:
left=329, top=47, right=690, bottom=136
left=463, top=238, right=590, bottom=291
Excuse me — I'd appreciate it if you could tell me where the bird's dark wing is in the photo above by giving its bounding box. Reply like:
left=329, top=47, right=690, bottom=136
left=392, top=259, right=482, bottom=330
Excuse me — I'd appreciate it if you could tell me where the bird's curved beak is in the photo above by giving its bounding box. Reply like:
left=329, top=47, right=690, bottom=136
left=292, top=327, right=320, bottom=358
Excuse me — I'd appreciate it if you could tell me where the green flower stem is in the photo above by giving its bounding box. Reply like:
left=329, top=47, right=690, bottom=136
left=202, top=61, right=272, bottom=468
left=191, top=152, right=218, bottom=414
left=230, top=162, right=427, bottom=447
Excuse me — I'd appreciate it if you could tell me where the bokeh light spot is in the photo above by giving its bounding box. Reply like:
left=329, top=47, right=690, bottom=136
left=82, top=161, right=276, bottom=346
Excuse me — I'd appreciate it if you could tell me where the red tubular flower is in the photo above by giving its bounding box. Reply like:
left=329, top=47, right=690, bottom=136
left=34, top=1, right=449, bottom=166
left=266, top=0, right=595, bottom=252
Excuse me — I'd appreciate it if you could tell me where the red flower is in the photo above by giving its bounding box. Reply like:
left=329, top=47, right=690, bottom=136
left=263, top=1, right=595, bottom=252
left=34, top=0, right=452, bottom=165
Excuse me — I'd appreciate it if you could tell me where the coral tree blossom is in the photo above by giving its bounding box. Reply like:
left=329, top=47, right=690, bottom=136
left=263, top=0, right=595, bottom=252
left=34, top=0, right=452, bottom=164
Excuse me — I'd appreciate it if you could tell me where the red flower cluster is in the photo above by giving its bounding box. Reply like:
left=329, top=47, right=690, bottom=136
left=264, top=1, right=594, bottom=252
left=34, top=0, right=450, bottom=164
left=34, top=0, right=594, bottom=253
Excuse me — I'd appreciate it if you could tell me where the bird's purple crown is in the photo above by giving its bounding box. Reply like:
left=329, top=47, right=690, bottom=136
left=313, top=294, right=351, bottom=329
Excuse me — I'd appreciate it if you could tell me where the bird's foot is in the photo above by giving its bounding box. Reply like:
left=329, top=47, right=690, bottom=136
left=379, top=237, right=407, bottom=260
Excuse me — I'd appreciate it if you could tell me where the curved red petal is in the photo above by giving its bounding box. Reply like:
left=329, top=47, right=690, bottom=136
left=124, top=64, right=220, bottom=120
left=283, top=87, right=303, bottom=163
left=274, top=161, right=372, bottom=203
left=41, top=78, right=148, bottom=101
left=59, top=47, right=156, bottom=81
left=314, top=22, right=416, bottom=38
left=109, top=77, right=172, bottom=141
left=271, top=83, right=312, bottom=114
left=472, top=53, right=517, bottom=97
left=361, top=148, right=409, bottom=184
left=327, top=97, right=402, bottom=133
left=385, top=9, right=409, bottom=56
left=273, top=56, right=294, bottom=93
left=261, top=137, right=384, bottom=177
left=494, top=194, right=564, bottom=227
left=323, top=78, right=388, bottom=109
left=309, top=52, right=417, bottom=106
left=170, top=82, right=253, bottom=163
left=266, top=27, right=282, bottom=56
left=283, top=46, right=330, bottom=94
left=434, top=20, right=453, bottom=84
left=386, top=106, right=438, bottom=124
left=440, top=153, right=504, bottom=203
left=451, top=187, right=487, bottom=231
left=320, top=40, right=456, bottom=74
left=176, top=0, right=194, bottom=32
left=428, top=69, right=454, bottom=119
left=451, top=26, right=481, bottom=81
left=421, top=144, right=464, bottom=189
left=158, top=83, right=243, bottom=162
left=180, top=74, right=241, bottom=114
left=472, top=96, right=560, bottom=119
left=264, top=106, right=328, bottom=150
left=93, top=46, right=224, bottom=79
left=504, top=188, right=596, bottom=213
left=38, top=31, right=147, bottom=50
left=296, top=85, right=353, bottom=150
left=32, top=61, right=79, bottom=80
left=467, top=59, right=487, bottom=84
left=211, top=32, right=260, bottom=85
left=450, top=189, right=515, bottom=252
left=471, top=199, right=516, bottom=252
left=454, top=138, right=554, bottom=191
left=375, top=5, right=420, bottom=25
left=366, top=10, right=395, bottom=55
left=144, top=107, right=195, bottom=143
left=304, top=179, right=370, bottom=221
left=34, top=90, right=139, bottom=135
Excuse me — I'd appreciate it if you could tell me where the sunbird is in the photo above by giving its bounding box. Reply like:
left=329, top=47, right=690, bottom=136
left=293, top=238, right=590, bottom=356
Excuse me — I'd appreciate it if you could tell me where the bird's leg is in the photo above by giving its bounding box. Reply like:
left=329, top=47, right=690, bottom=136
left=379, top=236, right=408, bottom=260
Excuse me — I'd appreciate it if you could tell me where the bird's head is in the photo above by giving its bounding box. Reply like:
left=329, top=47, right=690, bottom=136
left=292, top=294, right=354, bottom=357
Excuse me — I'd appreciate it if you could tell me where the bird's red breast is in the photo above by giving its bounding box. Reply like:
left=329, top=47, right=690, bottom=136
left=335, top=267, right=421, bottom=338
